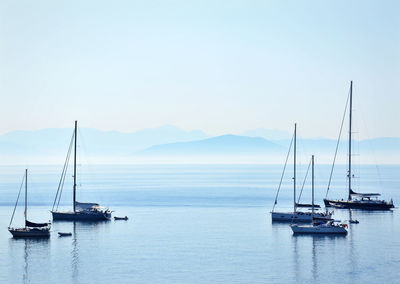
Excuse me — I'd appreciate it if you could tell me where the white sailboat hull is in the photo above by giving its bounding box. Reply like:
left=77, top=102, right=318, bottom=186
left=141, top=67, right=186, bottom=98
left=271, top=211, right=331, bottom=222
left=291, top=224, right=347, bottom=234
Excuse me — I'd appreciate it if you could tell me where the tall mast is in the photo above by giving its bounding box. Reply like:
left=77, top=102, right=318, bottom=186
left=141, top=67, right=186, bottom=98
left=24, top=169, right=27, bottom=228
left=348, top=81, right=353, bottom=201
left=294, top=123, right=297, bottom=213
left=311, top=155, right=314, bottom=218
left=73, top=120, right=77, bottom=212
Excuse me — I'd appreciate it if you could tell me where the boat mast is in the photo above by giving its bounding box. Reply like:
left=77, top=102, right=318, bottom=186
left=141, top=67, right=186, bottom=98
left=73, top=120, right=77, bottom=212
left=311, top=155, right=314, bottom=218
left=348, top=81, right=353, bottom=201
left=24, top=169, right=27, bottom=228
left=294, top=123, right=297, bottom=213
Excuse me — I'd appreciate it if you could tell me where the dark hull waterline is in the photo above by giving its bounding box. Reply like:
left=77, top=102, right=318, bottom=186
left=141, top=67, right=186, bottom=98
left=52, top=211, right=111, bottom=221
left=9, top=229, right=50, bottom=238
left=58, top=232, right=72, bottom=236
left=324, top=199, right=394, bottom=210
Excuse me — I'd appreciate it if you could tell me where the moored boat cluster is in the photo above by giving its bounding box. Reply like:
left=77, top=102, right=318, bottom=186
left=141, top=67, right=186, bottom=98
left=8, top=121, right=117, bottom=238
left=271, top=82, right=394, bottom=235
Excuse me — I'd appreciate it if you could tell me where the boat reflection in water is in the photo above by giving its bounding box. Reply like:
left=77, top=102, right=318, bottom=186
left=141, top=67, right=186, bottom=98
left=8, top=237, right=50, bottom=283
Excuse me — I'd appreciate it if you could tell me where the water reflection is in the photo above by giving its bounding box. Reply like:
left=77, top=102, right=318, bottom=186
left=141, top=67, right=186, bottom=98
left=348, top=212, right=357, bottom=275
left=292, top=235, right=300, bottom=282
left=23, top=240, right=28, bottom=284
left=67, top=221, right=110, bottom=284
left=72, top=222, right=78, bottom=284
left=292, top=233, right=348, bottom=241
left=292, top=233, right=347, bottom=283
left=8, top=237, right=50, bottom=284
left=349, top=209, right=354, bottom=222
left=312, top=237, right=318, bottom=283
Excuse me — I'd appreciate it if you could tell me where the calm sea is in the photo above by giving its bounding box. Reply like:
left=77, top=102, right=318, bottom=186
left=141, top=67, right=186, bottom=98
left=0, top=164, right=399, bottom=283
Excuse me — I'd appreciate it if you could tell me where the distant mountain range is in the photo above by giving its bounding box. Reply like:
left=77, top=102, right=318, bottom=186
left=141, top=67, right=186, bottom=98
left=137, top=135, right=400, bottom=164
left=138, top=134, right=285, bottom=156
left=240, top=128, right=292, bottom=140
left=0, top=126, right=399, bottom=164
left=0, top=125, right=207, bottom=163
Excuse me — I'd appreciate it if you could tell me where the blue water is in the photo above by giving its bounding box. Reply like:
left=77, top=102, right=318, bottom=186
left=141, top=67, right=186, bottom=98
left=0, top=164, right=399, bottom=283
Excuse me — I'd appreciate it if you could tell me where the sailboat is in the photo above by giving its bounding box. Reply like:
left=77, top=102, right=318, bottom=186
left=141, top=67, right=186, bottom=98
left=51, top=121, right=112, bottom=221
left=323, top=81, right=394, bottom=210
left=271, top=124, right=331, bottom=222
left=8, top=169, right=51, bottom=238
left=291, top=156, right=348, bottom=235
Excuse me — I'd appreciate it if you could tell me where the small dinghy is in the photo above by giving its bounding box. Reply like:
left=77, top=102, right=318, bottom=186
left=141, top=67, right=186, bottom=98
left=58, top=232, right=72, bottom=237
left=114, top=216, right=128, bottom=220
left=348, top=209, right=359, bottom=224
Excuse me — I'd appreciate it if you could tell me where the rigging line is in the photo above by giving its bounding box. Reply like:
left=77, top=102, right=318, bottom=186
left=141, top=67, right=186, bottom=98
left=297, top=157, right=312, bottom=205
left=297, top=133, right=308, bottom=168
left=53, top=132, right=73, bottom=210
left=296, top=133, right=310, bottom=193
left=354, top=114, right=361, bottom=191
left=358, top=97, right=384, bottom=191
left=9, top=172, right=26, bottom=228
left=56, top=148, right=70, bottom=210
left=77, top=128, right=91, bottom=191
left=77, top=128, right=96, bottom=195
left=56, top=134, right=74, bottom=210
left=52, top=131, right=74, bottom=211
left=325, top=88, right=351, bottom=198
left=272, top=132, right=294, bottom=212
left=77, top=128, right=90, bottom=191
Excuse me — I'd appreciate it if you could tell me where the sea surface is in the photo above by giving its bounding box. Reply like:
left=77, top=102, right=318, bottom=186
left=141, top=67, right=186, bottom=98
left=0, top=164, right=399, bottom=283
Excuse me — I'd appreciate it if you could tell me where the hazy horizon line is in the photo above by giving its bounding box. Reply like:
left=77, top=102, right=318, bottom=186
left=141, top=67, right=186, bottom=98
left=1, top=124, right=399, bottom=140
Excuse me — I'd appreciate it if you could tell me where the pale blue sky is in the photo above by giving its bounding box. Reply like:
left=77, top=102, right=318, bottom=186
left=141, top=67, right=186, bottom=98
left=1, top=0, right=399, bottom=138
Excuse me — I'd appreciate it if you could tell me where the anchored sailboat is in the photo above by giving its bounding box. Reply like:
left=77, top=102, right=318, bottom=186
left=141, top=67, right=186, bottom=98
left=271, top=124, right=331, bottom=222
left=291, top=156, right=348, bottom=235
left=323, top=81, right=394, bottom=210
left=51, top=121, right=112, bottom=221
left=8, top=169, right=51, bottom=238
